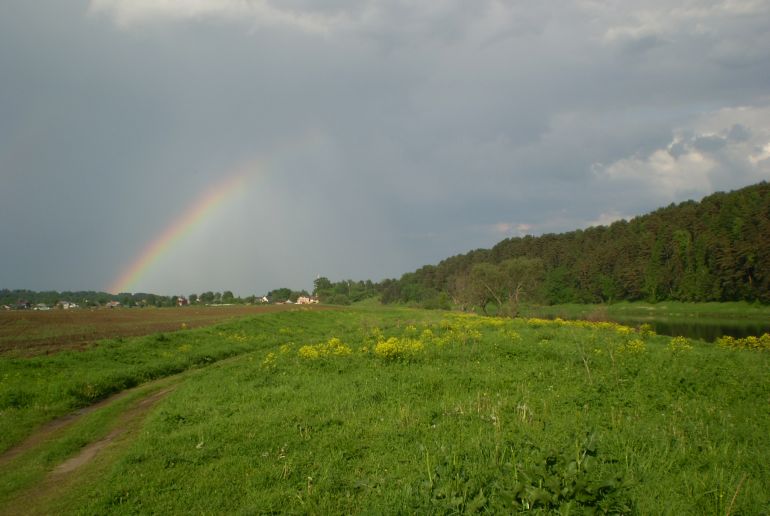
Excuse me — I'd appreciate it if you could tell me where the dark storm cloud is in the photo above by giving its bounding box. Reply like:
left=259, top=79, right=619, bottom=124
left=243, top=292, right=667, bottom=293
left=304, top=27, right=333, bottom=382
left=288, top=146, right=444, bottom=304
left=2, top=0, right=770, bottom=294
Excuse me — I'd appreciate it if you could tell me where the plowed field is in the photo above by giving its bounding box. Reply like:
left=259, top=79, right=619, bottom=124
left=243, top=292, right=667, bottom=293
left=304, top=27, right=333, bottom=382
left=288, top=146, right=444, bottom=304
left=0, top=305, right=328, bottom=356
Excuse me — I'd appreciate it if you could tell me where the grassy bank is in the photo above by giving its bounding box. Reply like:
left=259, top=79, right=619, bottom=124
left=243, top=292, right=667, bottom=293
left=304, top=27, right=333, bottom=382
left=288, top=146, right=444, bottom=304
left=520, top=300, right=770, bottom=321
left=2, top=307, right=769, bottom=513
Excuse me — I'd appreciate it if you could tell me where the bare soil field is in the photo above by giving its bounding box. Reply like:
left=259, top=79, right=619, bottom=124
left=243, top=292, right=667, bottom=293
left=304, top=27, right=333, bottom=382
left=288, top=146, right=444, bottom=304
left=0, top=305, right=329, bottom=356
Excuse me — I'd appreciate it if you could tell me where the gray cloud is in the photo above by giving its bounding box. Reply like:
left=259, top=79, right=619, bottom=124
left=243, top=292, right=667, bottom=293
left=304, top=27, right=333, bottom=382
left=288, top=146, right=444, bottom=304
left=728, top=123, right=751, bottom=142
left=2, top=0, right=770, bottom=294
left=692, top=135, right=728, bottom=152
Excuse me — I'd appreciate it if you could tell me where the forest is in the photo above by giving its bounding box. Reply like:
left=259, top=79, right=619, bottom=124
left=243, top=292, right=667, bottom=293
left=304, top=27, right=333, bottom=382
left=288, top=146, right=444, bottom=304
left=379, top=182, right=770, bottom=310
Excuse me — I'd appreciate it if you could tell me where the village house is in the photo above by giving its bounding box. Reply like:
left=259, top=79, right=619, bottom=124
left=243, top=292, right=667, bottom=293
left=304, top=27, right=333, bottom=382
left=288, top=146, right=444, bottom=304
left=296, top=296, right=319, bottom=305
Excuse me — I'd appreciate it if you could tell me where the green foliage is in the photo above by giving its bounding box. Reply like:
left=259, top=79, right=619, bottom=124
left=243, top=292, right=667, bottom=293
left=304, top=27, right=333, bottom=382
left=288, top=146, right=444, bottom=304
left=266, top=287, right=309, bottom=303
left=313, top=277, right=378, bottom=304
left=267, top=287, right=293, bottom=302
left=510, top=434, right=632, bottom=513
left=382, top=182, right=770, bottom=309
left=717, top=333, right=770, bottom=351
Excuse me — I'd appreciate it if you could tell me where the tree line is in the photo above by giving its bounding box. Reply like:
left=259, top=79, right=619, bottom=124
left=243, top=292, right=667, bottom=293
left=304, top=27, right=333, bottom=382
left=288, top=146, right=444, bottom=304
left=379, top=182, right=770, bottom=310
left=0, top=290, right=184, bottom=308
left=311, top=277, right=380, bottom=305
left=0, top=289, right=298, bottom=308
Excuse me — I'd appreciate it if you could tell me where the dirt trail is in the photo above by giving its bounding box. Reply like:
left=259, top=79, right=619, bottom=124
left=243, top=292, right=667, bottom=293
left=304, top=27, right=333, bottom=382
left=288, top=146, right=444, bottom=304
left=52, top=386, right=174, bottom=475
left=0, top=385, right=176, bottom=515
left=0, top=346, right=256, bottom=514
left=0, top=388, right=139, bottom=468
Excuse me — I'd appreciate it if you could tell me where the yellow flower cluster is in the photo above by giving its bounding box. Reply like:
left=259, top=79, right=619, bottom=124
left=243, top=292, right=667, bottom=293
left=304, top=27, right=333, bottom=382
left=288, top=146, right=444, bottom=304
left=617, top=338, right=646, bottom=354
left=638, top=323, right=657, bottom=337
left=369, top=327, right=385, bottom=342
left=434, top=319, right=483, bottom=345
left=668, top=336, right=693, bottom=352
left=298, top=337, right=352, bottom=360
left=262, top=352, right=277, bottom=368
left=525, top=317, right=639, bottom=336
left=218, top=331, right=250, bottom=344
left=374, top=337, right=424, bottom=360
left=716, top=333, right=770, bottom=351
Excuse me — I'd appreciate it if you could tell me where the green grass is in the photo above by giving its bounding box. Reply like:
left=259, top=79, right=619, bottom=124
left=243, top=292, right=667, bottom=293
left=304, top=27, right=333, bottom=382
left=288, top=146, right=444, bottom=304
left=521, top=300, right=770, bottom=320
left=2, top=307, right=769, bottom=514
left=0, top=309, right=344, bottom=454
left=0, top=379, right=176, bottom=509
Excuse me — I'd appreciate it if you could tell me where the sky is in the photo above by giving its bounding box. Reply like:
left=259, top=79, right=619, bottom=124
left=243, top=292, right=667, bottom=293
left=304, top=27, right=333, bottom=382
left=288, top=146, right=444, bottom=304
left=1, top=1, right=769, bottom=296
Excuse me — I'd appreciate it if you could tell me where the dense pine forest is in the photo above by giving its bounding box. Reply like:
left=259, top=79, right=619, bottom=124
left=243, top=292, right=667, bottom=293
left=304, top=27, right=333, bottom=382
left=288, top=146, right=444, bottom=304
left=379, top=182, right=770, bottom=310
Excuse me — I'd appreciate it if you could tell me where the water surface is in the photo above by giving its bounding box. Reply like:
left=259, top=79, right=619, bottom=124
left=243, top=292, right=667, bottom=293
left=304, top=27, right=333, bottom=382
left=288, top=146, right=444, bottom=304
left=603, top=316, right=770, bottom=342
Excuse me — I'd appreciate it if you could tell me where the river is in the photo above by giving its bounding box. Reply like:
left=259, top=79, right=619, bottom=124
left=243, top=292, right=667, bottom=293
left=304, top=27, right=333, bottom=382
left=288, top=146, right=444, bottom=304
left=601, top=316, right=770, bottom=342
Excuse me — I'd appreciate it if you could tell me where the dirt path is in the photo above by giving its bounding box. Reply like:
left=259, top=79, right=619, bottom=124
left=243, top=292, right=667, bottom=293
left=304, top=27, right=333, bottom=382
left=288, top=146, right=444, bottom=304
left=0, top=349, right=258, bottom=514
left=0, top=387, right=143, bottom=468
left=52, top=386, right=174, bottom=475
left=0, top=384, right=176, bottom=515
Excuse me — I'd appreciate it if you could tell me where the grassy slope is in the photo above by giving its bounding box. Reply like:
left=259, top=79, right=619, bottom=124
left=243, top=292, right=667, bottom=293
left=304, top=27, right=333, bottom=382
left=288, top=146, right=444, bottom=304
left=521, top=300, right=770, bottom=321
left=2, top=307, right=769, bottom=513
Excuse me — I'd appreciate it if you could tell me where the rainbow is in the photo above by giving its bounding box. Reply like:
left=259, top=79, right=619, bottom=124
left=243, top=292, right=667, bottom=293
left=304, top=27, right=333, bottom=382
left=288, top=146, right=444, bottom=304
left=109, top=170, right=251, bottom=294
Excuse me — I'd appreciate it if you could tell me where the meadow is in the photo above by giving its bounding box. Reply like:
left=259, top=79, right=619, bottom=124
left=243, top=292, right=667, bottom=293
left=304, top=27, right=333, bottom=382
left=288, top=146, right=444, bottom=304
left=519, top=300, right=770, bottom=322
left=1, top=306, right=769, bottom=514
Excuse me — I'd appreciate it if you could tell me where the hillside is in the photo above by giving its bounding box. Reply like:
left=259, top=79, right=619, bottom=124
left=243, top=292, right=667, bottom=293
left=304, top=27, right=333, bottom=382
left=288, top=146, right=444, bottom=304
left=381, top=182, right=770, bottom=307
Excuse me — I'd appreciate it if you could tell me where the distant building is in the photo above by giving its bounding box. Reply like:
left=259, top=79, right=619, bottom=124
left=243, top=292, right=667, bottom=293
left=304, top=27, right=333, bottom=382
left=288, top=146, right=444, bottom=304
left=57, top=301, right=79, bottom=310
left=177, top=297, right=189, bottom=306
left=296, top=296, right=319, bottom=305
left=34, top=303, right=51, bottom=311
left=105, top=301, right=121, bottom=309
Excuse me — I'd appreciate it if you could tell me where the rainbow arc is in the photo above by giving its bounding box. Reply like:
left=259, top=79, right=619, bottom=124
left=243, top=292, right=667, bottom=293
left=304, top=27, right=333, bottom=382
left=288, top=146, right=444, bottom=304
left=109, top=168, right=252, bottom=294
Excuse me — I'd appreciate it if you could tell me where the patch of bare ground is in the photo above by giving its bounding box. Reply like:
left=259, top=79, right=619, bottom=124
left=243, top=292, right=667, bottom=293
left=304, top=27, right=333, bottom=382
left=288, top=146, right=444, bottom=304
left=0, top=387, right=139, bottom=468
left=0, top=304, right=332, bottom=356
left=0, top=385, right=176, bottom=515
left=52, top=387, right=173, bottom=475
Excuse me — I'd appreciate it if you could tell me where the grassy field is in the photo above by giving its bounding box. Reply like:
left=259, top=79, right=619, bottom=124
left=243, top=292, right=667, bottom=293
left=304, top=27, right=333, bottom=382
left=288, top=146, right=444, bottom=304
left=1, top=306, right=769, bottom=514
left=520, top=300, right=770, bottom=321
